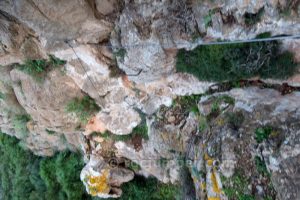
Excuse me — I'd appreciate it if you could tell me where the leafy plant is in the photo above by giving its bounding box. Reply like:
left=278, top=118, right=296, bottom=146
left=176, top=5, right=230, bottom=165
left=225, top=112, right=244, bottom=130
left=204, top=9, right=219, bottom=28
left=0, top=132, right=92, bottom=200
left=210, top=95, right=235, bottom=114
left=244, top=7, right=265, bottom=26
left=126, top=161, right=141, bottom=172
left=199, top=115, right=208, bottom=132
left=39, top=151, right=87, bottom=200
left=113, top=48, right=127, bottom=62
left=113, top=122, right=149, bottom=141
left=255, top=156, right=270, bottom=177
left=114, top=176, right=180, bottom=200
left=49, top=55, right=66, bottom=66
left=176, top=40, right=297, bottom=82
left=66, top=96, right=100, bottom=124
left=16, top=55, right=66, bottom=81
left=256, top=32, right=272, bottom=39
left=45, top=129, right=56, bottom=135
left=131, top=122, right=148, bottom=140
left=97, top=121, right=148, bottom=142
left=173, top=94, right=202, bottom=114
left=0, top=92, right=5, bottom=100
left=255, top=126, right=272, bottom=143
left=222, top=171, right=254, bottom=200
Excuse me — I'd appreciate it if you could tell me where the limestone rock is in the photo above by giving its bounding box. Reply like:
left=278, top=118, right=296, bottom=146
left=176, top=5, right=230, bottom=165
left=9, top=67, right=84, bottom=155
left=97, top=104, right=141, bottom=135
left=0, top=0, right=113, bottom=46
left=0, top=11, right=47, bottom=66
left=190, top=88, right=300, bottom=200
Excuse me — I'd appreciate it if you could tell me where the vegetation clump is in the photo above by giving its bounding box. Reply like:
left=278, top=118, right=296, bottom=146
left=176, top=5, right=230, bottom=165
left=66, top=96, right=100, bottom=124
left=100, top=121, right=148, bottom=142
left=115, top=176, right=180, bottom=200
left=0, top=92, right=5, bottom=100
left=255, top=156, right=270, bottom=177
left=16, top=55, right=66, bottom=81
left=0, top=132, right=91, bottom=200
left=255, top=126, right=272, bottom=143
left=244, top=7, right=265, bottom=26
left=225, top=111, right=244, bottom=130
left=221, top=171, right=255, bottom=200
left=45, top=129, right=56, bottom=135
left=176, top=40, right=297, bottom=82
left=173, top=94, right=202, bottom=114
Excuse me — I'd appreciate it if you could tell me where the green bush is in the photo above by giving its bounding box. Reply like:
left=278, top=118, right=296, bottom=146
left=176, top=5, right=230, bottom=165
left=66, top=96, right=100, bottom=124
left=0, top=132, right=181, bottom=200
left=255, top=156, right=270, bottom=177
left=16, top=55, right=66, bottom=81
left=0, top=132, right=46, bottom=200
left=39, top=152, right=88, bottom=200
left=255, top=126, right=272, bottom=143
left=116, top=176, right=180, bottom=200
left=0, top=92, right=5, bottom=100
left=173, top=94, right=202, bottom=114
left=225, top=112, right=244, bottom=130
left=103, top=122, right=148, bottom=142
left=0, top=132, right=91, bottom=200
left=222, top=171, right=254, bottom=200
left=244, top=7, right=264, bottom=26
left=45, top=129, right=56, bottom=135
left=176, top=41, right=297, bottom=82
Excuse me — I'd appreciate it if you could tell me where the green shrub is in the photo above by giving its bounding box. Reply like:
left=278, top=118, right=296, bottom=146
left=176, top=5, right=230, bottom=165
left=16, top=55, right=66, bottom=81
left=113, top=48, right=127, bottom=62
left=39, top=152, right=87, bottom=200
left=94, top=120, right=148, bottom=142
left=255, top=156, right=270, bottom=177
left=225, top=112, right=244, bottom=130
left=199, top=115, right=208, bottom=132
left=0, top=132, right=181, bottom=200
left=255, top=126, right=272, bottom=143
left=66, top=96, right=100, bottom=124
left=126, top=161, right=141, bottom=172
left=176, top=41, right=297, bottom=82
left=45, top=129, right=56, bottom=135
left=222, top=171, right=254, bottom=200
left=173, top=94, right=202, bottom=114
left=0, top=92, right=5, bottom=100
left=210, top=95, right=235, bottom=114
left=255, top=32, right=272, bottom=39
left=244, top=7, right=264, bottom=26
left=0, top=132, right=46, bottom=200
left=0, top=132, right=91, bottom=200
left=130, top=122, right=149, bottom=140
left=115, top=176, right=180, bottom=200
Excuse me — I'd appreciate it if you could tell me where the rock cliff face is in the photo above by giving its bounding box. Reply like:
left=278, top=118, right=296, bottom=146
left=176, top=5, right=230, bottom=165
left=0, top=0, right=300, bottom=199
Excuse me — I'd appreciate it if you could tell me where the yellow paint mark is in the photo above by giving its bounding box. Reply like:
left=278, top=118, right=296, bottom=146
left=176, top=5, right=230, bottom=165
left=200, top=182, right=206, bottom=190
left=270, top=130, right=279, bottom=137
left=86, top=169, right=110, bottom=196
left=207, top=159, right=214, bottom=166
left=216, top=118, right=225, bottom=126
left=204, top=153, right=211, bottom=160
left=211, top=170, right=221, bottom=194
